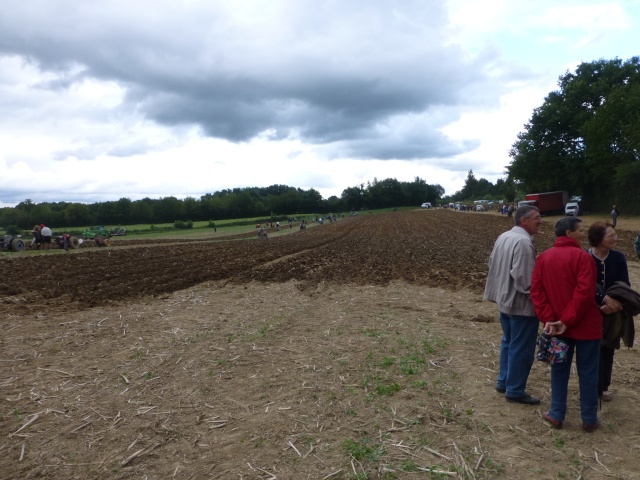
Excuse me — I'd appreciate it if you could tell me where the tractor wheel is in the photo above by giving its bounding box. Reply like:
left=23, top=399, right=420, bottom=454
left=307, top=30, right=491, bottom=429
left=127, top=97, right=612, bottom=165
left=11, top=239, right=25, bottom=252
left=69, top=236, right=80, bottom=249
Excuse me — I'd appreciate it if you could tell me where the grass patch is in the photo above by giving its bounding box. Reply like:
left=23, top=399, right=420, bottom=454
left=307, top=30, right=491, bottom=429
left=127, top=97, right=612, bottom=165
left=341, top=437, right=386, bottom=462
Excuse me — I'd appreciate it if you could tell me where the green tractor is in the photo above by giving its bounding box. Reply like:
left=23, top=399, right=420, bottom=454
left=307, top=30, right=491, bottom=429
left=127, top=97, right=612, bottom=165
left=81, top=226, right=110, bottom=239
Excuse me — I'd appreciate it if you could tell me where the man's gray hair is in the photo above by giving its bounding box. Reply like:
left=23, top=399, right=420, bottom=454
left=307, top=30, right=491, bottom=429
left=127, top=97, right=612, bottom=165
left=555, top=216, right=582, bottom=237
left=514, top=205, right=540, bottom=226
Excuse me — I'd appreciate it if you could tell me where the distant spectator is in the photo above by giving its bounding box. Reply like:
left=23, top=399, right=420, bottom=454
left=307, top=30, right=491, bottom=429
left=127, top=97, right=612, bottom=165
left=611, top=205, right=619, bottom=227
left=32, top=225, right=42, bottom=250
left=40, top=224, right=53, bottom=250
left=635, top=232, right=640, bottom=260
left=94, top=235, right=108, bottom=247
left=61, top=233, right=71, bottom=252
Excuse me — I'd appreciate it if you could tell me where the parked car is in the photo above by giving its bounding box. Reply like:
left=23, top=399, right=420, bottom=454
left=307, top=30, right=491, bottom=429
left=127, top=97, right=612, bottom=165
left=421, top=202, right=432, bottom=208
left=565, top=202, right=580, bottom=216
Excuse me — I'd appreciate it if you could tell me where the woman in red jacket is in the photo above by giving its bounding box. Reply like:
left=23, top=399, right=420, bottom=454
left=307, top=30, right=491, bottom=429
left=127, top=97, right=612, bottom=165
left=530, top=216, right=602, bottom=432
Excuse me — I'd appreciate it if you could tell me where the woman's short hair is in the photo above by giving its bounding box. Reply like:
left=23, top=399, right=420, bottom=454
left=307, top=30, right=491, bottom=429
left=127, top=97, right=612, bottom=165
left=555, top=217, right=582, bottom=237
left=588, top=221, right=613, bottom=247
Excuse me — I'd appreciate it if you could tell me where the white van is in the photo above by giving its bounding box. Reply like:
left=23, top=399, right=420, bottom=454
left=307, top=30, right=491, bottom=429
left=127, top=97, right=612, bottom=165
left=421, top=202, right=432, bottom=208
left=565, top=202, right=580, bottom=216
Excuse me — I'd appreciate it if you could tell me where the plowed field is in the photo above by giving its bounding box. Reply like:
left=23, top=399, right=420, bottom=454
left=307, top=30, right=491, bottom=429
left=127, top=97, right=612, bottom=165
left=2, top=209, right=640, bottom=480
left=0, top=210, right=544, bottom=315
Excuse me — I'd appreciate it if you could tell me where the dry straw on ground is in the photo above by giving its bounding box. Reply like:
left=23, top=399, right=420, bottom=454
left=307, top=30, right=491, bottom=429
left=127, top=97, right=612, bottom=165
left=2, top=209, right=640, bottom=479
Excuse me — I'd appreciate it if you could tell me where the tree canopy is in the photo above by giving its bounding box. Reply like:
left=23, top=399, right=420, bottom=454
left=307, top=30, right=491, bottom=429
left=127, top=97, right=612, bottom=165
left=508, top=57, right=640, bottom=213
left=0, top=177, right=446, bottom=230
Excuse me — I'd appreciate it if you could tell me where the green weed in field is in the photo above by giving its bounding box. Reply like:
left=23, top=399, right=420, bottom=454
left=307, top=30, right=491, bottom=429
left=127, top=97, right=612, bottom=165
left=375, top=382, right=400, bottom=396
left=398, top=461, right=419, bottom=472
left=380, top=357, right=395, bottom=368
left=553, top=435, right=564, bottom=449
left=341, top=437, right=385, bottom=462
left=398, top=353, right=425, bottom=375
left=362, top=328, right=382, bottom=338
left=363, top=375, right=401, bottom=400
left=440, top=406, right=454, bottom=419
left=410, top=380, right=431, bottom=393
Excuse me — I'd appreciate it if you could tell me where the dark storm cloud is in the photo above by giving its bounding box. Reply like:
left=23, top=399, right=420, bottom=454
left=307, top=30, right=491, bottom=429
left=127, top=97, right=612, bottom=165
left=0, top=0, right=501, bottom=160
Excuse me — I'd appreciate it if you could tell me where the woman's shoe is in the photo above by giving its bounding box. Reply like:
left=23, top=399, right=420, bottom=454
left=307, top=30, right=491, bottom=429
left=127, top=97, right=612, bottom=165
left=601, top=391, right=613, bottom=402
left=543, top=413, right=563, bottom=429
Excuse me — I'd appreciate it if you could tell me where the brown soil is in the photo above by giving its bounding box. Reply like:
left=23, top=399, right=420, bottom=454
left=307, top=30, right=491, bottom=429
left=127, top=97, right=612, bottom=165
left=2, top=209, right=639, bottom=479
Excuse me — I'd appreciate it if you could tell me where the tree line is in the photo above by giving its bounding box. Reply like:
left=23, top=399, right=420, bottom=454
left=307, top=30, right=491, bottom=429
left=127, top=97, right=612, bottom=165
left=447, top=57, right=640, bottom=213
left=0, top=178, right=444, bottom=230
left=508, top=57, right=640, bottom=214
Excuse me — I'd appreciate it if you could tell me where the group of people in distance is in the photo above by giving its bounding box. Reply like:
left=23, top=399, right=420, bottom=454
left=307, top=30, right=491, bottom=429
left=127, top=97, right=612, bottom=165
left=31, top=224, right=53, bottom=250
left=484, top=205, right=639, bottom=433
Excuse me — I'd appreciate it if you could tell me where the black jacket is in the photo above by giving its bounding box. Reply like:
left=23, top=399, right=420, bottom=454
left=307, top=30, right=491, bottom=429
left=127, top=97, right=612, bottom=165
left=602, top=281, right=640, bottom=349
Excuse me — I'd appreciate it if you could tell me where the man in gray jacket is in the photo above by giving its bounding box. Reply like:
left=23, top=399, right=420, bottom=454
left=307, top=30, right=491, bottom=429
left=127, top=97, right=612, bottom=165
left=484, top=205, right=542, bottom=405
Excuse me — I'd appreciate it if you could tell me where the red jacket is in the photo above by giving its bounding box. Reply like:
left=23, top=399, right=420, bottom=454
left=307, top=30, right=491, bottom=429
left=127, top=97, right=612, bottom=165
left=531, top=236, right=602, bottom=340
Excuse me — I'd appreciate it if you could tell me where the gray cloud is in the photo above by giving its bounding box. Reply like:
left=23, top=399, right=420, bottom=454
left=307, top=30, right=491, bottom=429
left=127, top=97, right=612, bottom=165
left=0, top=0, right=502, bottom=161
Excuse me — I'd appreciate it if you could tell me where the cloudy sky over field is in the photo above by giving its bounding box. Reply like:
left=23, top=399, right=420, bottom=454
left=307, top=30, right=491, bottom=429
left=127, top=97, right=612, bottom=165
left=0, top=0, right=638, bottom=206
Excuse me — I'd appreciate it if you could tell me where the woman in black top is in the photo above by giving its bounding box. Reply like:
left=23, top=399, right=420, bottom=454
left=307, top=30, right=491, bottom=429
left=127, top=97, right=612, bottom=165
left=588, top=221, right=630, bottom=401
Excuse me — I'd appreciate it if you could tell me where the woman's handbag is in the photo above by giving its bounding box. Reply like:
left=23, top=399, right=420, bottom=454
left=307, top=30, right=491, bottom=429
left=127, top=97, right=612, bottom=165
left=536, top=332, right=551, bottom=362
left=537, top=332, right=569, bottom=365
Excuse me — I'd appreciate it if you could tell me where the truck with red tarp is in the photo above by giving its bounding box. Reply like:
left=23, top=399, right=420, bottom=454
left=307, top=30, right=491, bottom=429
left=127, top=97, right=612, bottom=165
left=517, top=191, right=568, bottom=214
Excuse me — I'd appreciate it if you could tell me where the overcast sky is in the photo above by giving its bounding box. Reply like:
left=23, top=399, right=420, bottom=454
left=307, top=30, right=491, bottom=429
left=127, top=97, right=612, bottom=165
left=0, top=0, right=638, bottom=206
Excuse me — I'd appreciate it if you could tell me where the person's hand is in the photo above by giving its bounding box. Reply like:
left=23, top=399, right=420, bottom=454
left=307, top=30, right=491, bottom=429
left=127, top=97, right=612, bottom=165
left=602, top=296, right=623, bottom=314
left=544, top=320, right=567, bottom=336
left=554, top=323, right=568, bottom=335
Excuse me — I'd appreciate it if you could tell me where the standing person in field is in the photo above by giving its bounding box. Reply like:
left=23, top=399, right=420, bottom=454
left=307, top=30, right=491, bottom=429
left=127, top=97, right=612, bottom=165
left=588, top=221, right=631, bottom=401
left=61, top=233, right=71, bottom=252
left=32, top=225, right=42, bottom=250
left=484, top=205, right=542, bottom=405
left=40, top=224, right=53, bottom=250
left=530, top=217, right=602, bottom=432
left=611, top=205, right=619, bottom=227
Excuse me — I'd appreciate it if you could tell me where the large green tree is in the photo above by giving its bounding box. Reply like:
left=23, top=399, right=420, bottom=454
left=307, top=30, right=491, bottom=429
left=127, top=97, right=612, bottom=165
left=508, top=57, right=640, bottom=212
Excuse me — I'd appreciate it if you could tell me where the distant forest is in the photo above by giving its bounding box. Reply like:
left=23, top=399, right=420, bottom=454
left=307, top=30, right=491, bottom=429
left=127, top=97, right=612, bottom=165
left=0, top=177, right=447, bottom=229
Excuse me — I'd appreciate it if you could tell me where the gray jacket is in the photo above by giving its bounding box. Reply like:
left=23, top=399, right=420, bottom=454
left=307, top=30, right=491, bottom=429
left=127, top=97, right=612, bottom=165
left=483, top=226, right=537, bottom=317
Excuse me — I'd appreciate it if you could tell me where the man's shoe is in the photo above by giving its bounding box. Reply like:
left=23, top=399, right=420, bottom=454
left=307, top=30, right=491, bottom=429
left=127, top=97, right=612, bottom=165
left=601, top=391, right=613, bottom=402
left=543, top=413, right=563, bottom=429
left=496, top=387, right=506, bottom=394
left=506, top=394, right=540, bottom=405
left=582, top=421, right=600, bottom=433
